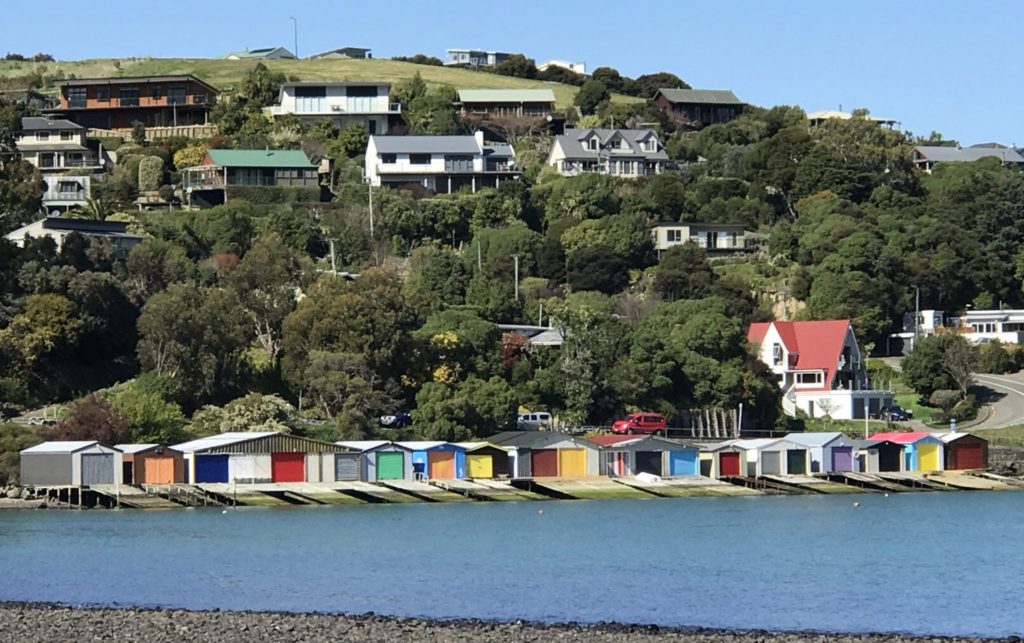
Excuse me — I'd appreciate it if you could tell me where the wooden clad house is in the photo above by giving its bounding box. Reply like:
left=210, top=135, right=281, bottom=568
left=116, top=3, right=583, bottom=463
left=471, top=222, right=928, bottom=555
left=653, top=88, right=744, bottom=127
left=48, top=75, right=218, bottom=129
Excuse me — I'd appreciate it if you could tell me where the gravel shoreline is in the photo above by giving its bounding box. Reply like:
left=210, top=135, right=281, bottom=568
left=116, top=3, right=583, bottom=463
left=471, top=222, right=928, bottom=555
left=0, top=603, right=1018, bottom=643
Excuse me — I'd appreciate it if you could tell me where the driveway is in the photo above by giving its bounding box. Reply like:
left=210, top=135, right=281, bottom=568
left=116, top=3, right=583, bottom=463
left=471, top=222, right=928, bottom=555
left=971, top=373, right=1024, bottom=430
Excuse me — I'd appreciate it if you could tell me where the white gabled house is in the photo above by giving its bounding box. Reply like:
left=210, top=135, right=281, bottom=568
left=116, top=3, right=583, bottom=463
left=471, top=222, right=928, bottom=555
left=747, top=320, right=893, bottom=420
left=547, top=128, right=667, bottom=178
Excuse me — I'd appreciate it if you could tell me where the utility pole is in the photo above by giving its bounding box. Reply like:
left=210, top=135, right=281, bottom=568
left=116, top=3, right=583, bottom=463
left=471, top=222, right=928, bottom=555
left=513, top=254, right=520, bottom=301
left=329, top=238, right=337, bottom=276
left=912, top=284, right=920, bottom=350
left=289, top=17, right=298, bottom=58
left=367, top=179, right=374, bottom=239
left=476, top=239, right=482, bottom=270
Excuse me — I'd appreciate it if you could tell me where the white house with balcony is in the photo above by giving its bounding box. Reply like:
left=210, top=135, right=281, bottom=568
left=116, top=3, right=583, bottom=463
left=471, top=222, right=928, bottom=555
left=364, top=131, right=520, bottom=193
left=266, top=82, right=400, bottom=134
left=897, top=308, right=1024, bottom=347
left=652, top=222, right=750, bottom=256
left=748, top=320, right=893, bottom=420
left=16, top=117, right=106, bottom=173
left=445, top=49, right=514, bottom=67
left=41, top=175, right=90, bottom=214
left=548, top=128, right=667, bottom=178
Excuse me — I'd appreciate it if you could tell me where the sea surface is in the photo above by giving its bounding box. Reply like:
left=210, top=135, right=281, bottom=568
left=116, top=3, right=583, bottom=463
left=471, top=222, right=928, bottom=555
left=0, top=493, right=1022, bottom=637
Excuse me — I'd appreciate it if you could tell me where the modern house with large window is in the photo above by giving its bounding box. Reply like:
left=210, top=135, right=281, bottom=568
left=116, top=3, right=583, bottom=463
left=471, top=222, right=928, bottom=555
left=444, top=49, right=514, bottom=67
left=456, top=89, right=556, bottom=118
left=364, top=131, right=520, bottom=193
left=47, top=75, right=218, bottom=130
left=748, top=320, right=894, bottom=420
left=5, top=218, right=144, bottom=256
left=266, top=82, right=400, bottom=134
left=548, top=128, right=667, bottom=178
left=16, top=117, right=106, bottom=173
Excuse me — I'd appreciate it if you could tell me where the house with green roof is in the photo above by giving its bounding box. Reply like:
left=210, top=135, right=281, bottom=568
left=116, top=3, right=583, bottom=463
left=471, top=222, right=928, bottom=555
left=653, top=88, right=744, bottom=127
left=181, top=148, right=319, bottom=206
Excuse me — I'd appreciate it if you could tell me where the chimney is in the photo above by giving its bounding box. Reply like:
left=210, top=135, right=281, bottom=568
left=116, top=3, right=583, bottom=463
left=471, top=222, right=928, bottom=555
left=474, top=130, right=484, bottom=148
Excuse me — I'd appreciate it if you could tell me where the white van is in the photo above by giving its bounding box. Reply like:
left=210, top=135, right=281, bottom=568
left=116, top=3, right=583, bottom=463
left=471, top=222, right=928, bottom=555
left=517, top=412, right=552, bottom=430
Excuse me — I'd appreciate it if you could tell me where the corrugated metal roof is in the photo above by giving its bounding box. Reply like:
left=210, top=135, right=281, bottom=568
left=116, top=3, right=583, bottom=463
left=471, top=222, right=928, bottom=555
left=783, top=432, right=850, bottom=447
left=453, top=441, right=512, bottom=452
left=370, top=135, right=482, bottom=155
left=172, top=432, right=278, bottom=453
left=457, top=89, right=556, bottom=103
left=934, top=432, right=986, bottom=444
left=114, top=443, right=159, bottom=454
left=656, top=88, right=742, bottom=105
left=913, top=145, right=1024, bottom=164
left=486, top=431, right=597, bottom=450
left=869, top=431, right=941, bottom=444
left=21, top=117, right=83, bottom=131
left=552, top=128, right=668, bottom=161
left=21, top=441, right=99, bottom=454
left=396, top=441, right=464, bottom=451
left=336, top=440, right=413, bottom=452
left=591, top=435, right=699, bottom=451
left=206, top=149, right=315, bottom=169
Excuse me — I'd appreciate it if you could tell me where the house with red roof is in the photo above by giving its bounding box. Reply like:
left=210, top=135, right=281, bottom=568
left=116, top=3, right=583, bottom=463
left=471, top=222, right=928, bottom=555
left=747, top=320, right=894, bottom=421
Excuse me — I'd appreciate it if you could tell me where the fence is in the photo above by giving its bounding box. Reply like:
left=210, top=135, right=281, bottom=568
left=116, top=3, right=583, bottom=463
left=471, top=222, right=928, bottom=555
left=89, top=124, right=219, bottom=142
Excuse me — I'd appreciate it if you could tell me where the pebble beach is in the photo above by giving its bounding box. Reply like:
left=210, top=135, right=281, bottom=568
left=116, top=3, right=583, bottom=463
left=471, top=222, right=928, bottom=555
left=0, top=603, right=1018, bottom=643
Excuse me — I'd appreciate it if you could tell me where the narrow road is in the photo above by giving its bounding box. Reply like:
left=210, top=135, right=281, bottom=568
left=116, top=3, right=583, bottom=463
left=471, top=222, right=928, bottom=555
left=972, top=373, right=1024, bottom=430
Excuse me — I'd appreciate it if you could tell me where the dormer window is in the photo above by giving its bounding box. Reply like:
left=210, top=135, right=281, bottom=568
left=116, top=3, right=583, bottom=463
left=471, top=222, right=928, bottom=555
left=587, top=138, right=599, bottom=151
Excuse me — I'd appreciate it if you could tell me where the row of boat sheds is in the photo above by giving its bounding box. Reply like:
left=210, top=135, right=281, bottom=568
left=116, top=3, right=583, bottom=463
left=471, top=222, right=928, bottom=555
left=19, top=429, right=990, bottom=487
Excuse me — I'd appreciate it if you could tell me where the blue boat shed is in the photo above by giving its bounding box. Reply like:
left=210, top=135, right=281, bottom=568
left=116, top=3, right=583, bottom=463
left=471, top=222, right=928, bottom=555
left=396, top=441, right=467, bottom=480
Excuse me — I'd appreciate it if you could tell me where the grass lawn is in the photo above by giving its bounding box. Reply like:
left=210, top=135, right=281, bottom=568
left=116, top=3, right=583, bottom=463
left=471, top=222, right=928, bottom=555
left=979, top=426, right=1024, bottom=445
left=0, top=58, right=643, bottom=110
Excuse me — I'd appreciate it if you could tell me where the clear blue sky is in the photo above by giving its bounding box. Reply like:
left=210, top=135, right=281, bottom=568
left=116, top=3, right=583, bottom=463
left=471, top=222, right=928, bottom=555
left=2, top=0, right=1020, bottom=145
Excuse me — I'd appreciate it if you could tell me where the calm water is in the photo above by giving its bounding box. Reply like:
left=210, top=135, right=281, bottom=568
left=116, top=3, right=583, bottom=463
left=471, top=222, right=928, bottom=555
left=0, top=493, right=1022, bottom=636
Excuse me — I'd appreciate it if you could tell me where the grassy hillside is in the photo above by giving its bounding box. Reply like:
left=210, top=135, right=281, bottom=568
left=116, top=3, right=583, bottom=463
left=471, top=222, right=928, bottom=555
left=0, top=58, right=642, bottom=109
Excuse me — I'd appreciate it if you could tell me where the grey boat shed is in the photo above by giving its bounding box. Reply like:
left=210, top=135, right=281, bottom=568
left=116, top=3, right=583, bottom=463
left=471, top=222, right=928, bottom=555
left=20, top=441, right=123, bottom=486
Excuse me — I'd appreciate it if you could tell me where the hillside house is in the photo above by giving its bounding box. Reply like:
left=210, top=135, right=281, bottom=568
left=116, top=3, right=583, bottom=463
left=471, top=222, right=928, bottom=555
left=652, top=222, right=750, bottom=256
left=548, top=128, right=667, bottom=178
left=747, top=320, right=894, bottom=420
left=365, top=131, right=520, bottom=193
left=911, top=144, right=1024, bottom=173
left=456, top=89, right=556, bottom=118
left=4, top=218, right=143, bottom=256
left=653, top=89, right=743, bottom=127
left=222, top=47, right=295, bottom=60
left=806, top=110, right=897, bottom=127
left=538, top=60, right=586, bottom=75
left=445, top=49, right=514, bottom=67
left=47, top=75, right=218, bottom=130
left=307, top=47, right=372, bottom=59
left=16, top=117, right=106, bottom=173
left=41, top=175, right=91, bottom=214
left=267, top=81, right=399, bottom=133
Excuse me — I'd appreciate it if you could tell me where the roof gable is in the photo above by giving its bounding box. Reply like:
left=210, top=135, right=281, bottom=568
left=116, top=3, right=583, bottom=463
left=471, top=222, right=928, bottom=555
left=748, top=320, right=853, bottom=385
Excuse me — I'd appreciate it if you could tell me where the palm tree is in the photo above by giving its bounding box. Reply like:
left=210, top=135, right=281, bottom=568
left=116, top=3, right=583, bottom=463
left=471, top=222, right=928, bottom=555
left=67, top=197, right=114, bottom=221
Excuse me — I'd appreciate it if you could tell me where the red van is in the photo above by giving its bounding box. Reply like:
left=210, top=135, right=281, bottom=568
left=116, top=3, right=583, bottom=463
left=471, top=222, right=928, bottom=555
left=611, top=413, right=668, bottom=435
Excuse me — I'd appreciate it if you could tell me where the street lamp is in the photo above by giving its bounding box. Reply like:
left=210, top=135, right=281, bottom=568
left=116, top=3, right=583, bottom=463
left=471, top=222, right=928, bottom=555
left=289, top=17, right=298, bottom=58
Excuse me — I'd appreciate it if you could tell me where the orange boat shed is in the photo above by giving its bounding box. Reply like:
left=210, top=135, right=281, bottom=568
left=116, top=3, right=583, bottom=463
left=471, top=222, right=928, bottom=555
left=115, top=444, right=185, bottom=484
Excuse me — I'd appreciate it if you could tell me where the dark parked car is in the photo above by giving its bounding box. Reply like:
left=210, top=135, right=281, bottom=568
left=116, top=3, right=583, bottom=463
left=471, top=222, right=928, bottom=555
left=871, top=405, right=913, bottom=422
left=379, top=410, right=413, bottom=428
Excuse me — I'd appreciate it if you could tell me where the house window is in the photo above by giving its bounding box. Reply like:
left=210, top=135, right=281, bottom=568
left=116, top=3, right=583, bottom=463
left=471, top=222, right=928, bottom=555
left=666, top=229, right=682, bottom=243
left=772, top=343, right=783, bottom=365
left=797, top=372, right=823, bottom=385
left=347, top=85, right=378, bottom=97
left=151, top=85, right=163, bottom=100
left=380, top=153, right=397, bottom=164
left=60, top=131, right=74, bottom=141
left=35, top=132, right=50, bottom=141
left=57, top=180, right=81, bottom=194
left=168, top=86, right=187, bottom=105
left=587, top=138, right=599, bottom=151
left=67, top=87, right=86, bottom=108
left=409, top=154, right=431, bottom=165
left=120, top=87, right=140, bottom=107
left=96, top=87, right=110, bottom=102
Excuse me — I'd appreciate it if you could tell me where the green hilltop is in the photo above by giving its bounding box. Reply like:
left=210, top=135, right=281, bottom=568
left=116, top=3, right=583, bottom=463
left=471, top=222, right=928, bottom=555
left=0, top=57, right=642, bottom=108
